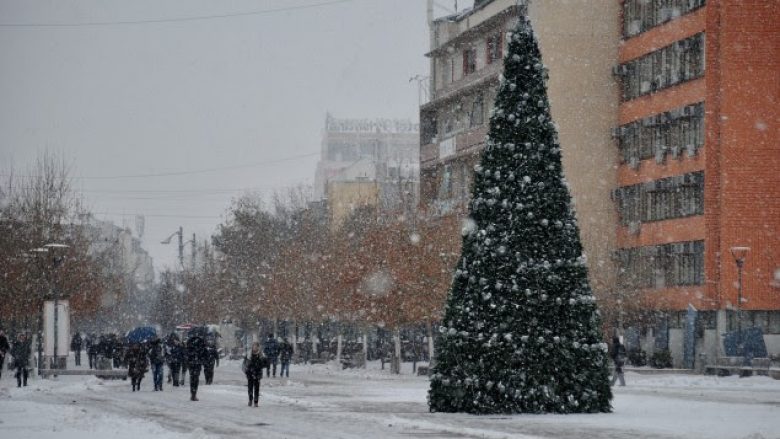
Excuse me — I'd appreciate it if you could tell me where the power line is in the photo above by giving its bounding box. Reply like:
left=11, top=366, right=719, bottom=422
left=0, top=151, right=320, bottom=180
left=92, top=211, right=223, bottom=219
left=0, top=0, right=354, bottom=28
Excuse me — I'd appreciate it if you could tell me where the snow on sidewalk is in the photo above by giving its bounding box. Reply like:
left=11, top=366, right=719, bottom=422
left=1, top=362, right=779, bottom=439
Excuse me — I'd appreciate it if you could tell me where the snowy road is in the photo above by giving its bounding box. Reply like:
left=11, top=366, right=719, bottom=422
left=2, top=360, right=779, bottom=439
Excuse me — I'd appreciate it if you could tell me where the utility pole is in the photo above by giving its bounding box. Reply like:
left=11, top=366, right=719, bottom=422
left=177, top=226, right=184, bottom=268
left=191, top=233, right=197, bottom=271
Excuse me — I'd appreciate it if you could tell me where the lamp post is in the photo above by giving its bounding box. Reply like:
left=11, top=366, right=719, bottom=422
left=44, top=243, right=69, bottom=369
left=730, top=246, right=750, bottom=363
left=161, top=226, right=184, bottom=268
left=27, top=247, right=49, bottom=374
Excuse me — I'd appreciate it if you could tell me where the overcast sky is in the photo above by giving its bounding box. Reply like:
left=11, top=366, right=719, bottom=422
left=0, top=0, right=473, bottom=271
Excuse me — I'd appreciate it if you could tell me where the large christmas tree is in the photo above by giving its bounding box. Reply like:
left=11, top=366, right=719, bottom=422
left=428, top=17, right=612, bottom=414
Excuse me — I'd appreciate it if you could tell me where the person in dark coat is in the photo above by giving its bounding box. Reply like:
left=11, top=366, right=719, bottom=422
left=263, top=335, right=279, bottom=378
left=0, top=330, right=10, bottom=380
left=125, top=342, right=148, bottom=391
left=203, top=337, right=219, bottom=385
left=243, top=342, right=267, bottom=407
left=70, top=332, right=83, bottom=366
left=279, top=338, right=293, bottom=378
left=148, top=337, right=165, bottom=391
left=611, top=335, right=627, bottom=387
left=186, top=335, right=208, bottom=401
left=11, top=333, right=31, bottom=387
left=114, top=336, right=127, bottom=368
left=165, top=333, right=182, bottom=386
left=85, top=334, right=98, bottom=369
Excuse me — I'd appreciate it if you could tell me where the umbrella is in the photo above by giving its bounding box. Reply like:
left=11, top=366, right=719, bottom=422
left=126, top=326, right=157, bottom=344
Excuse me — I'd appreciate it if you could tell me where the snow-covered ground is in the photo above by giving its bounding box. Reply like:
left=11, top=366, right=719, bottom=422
left=1, top=358, right=779, bottom=439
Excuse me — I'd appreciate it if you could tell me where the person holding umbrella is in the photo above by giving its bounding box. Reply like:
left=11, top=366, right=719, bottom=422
left=125, top=342, right=148, bottom=391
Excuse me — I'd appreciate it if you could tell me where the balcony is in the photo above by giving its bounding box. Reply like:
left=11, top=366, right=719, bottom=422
left=425, top=62, right=502, bottom=111
left=420, top=125, right=489, bottom=168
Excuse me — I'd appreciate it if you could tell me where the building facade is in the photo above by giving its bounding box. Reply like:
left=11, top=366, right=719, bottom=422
left=613, top=0, right=780, bottom=366
left=420, top=0, right=779, bottom=367
left=419, top=0, right=620, bottom=305
left=314, top=114, right=420, bottom=229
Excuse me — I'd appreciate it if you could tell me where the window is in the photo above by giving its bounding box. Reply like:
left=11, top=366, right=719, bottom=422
left=438, top=164, right=453, bottom=200
left=623, top=0, right=706, bottom=38
left=470, top=93, right=485, bottom=127
left=618, top=33, right=705, bottom=101
left=613, top=171, right=704, bottom=225
left=486, top=32, right=502, bottom=64
left=420, top=112, right=438, bottom=145
left=617, top=102, right=704, bottom=163
left=617, top=240, right=704, bottom=289
left=463, top=48, right=477, bottom=76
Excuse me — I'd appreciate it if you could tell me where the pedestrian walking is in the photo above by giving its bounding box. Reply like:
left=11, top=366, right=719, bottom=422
left=279, top=338, right=293, bottom=378
left=11, top=333, right=31, bottom=388
left=86, top=334, right=98, bottom=369
left=71, top=332, right=83, bottom=367
left=263, top=334, right=279, bottom=378
left=186, top=334, right=208, bottom=401
left=0, top=329, right=10, bottom=380
left=243, top=342, right=267, bottom=407
left=203, top=337, right=218, bottom=385
left=165, top=333, right=181, bottom=386
left=148, top=336, right=165, bottom=391
left=610, top=335, right=626, bottom=387
left=125, top=342, right=148, bottom=392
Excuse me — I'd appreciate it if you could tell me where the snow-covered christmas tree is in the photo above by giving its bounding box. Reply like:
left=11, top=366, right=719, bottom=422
left=428, top=16, right=613, bottom=414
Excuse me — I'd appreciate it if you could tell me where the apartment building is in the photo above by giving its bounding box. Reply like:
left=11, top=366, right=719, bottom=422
left=314, top=114, right=419, bottom=229
left=420, top=0, right=779, bottom=367
left=419, top=0, right=620, bottom=304
left=613, top=0, right=780, bottom=366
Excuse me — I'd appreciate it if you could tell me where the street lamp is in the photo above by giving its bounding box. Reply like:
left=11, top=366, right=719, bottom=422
left=730, top=246, right=750, bottom=362
left=27, top=247, right=50, bottom=373
left=44, top=243, right=69, bottom=369
left=161, top=226, right=184, bottom=268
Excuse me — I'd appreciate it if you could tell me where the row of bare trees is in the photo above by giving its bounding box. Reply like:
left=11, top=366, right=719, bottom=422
left=166, top=188, right=463, bottom=367
left=0, top=152, right=138, bottom=333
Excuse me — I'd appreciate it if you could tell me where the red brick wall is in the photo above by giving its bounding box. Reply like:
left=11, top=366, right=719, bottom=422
left=707, top=0, right=780, bottom=311
left=619, top=1, right=780, bottom=312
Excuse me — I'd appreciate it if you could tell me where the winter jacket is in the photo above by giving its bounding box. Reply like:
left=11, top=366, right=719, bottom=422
left=0, top=333, right=10, bottom=356
left=279, top=341, right=293, bottom=363
left=263, top=338, right=279, bottom=360
left=71, top=333, right=83, bottom=351
left=612, top=339, right=626, bottom=368
left=167, top=342, right=185, bottom=364
left=243, top=352, right=267, bottom=380
left=148, top=340, right=165, bottom=366
left=204, top=345, right=219, bottom=368
left=125, top=344, right=148, bottom=376
left=186, top=336, right=209, bottom=366
left=11, top=339, right=31, bottom=369
left=86, top=335, right=98, bottom=355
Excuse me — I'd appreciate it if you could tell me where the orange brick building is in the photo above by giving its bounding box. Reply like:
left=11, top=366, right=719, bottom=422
left=613, top=0, right=780, bottom=366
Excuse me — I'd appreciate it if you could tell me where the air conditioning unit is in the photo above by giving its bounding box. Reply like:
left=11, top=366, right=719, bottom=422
left=685, top=143, right=697, bottom=157
left=628, top=221, right=641, bottom=236
left=670, top=145, right=682, bottom=159
left=629, top=156, right=640, bottom=169
left=612, top=65, right=628, bottom=77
